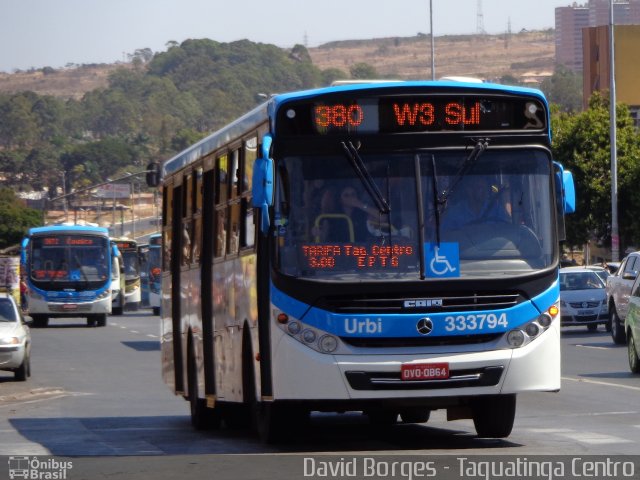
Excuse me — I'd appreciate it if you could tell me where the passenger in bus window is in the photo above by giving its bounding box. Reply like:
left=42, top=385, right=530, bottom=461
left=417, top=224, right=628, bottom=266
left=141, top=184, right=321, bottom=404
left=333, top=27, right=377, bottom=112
left=311, top=186, right=338, bottom=243
left=215, top=210, right=227, bottom=257
left=182, top=224, right=191, bottom=264
left=338, top=186, right=372, bottom=241
left=441, top=176, right=511, bottom=230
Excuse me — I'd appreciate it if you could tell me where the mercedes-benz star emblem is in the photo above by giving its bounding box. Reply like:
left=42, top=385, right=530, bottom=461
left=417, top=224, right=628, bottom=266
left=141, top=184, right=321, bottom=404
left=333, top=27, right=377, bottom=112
left=416, top=318, right=434, bottom=335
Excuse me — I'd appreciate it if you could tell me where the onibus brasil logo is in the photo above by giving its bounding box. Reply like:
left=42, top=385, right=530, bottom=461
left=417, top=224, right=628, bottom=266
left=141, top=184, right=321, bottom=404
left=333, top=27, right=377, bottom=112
left=8, top=457, right=72, bottom=480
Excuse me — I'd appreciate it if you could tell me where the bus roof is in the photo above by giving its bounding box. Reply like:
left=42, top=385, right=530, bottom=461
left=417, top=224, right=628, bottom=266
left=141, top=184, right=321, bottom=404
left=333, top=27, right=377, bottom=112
left=28, top=225, right=110, bottom=237
left=162, top=80, right=548, bottom=178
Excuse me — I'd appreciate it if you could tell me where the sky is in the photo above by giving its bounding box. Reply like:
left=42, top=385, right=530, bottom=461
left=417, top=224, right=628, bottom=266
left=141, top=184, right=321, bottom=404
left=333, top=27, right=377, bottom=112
left=0, top=0, right=573, bottom=73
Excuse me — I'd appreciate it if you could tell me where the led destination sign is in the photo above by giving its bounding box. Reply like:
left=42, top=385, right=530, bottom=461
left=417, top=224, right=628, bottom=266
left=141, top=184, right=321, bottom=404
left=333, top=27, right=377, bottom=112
left=40, top=236, right=99, bottom=246
left=279, top=94, right=546, bottom=135
left=302, top=244, right=415, bottom=270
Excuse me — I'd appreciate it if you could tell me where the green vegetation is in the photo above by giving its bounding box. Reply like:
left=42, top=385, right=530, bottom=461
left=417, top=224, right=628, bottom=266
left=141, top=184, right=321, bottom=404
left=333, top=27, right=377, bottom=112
left=0, top=188, right=41, bottom=249
left=0, top=37, right=639, bottom=251
left=551, top=92, right=640, bottom=251
left=0, top=39, right=342, bottom=213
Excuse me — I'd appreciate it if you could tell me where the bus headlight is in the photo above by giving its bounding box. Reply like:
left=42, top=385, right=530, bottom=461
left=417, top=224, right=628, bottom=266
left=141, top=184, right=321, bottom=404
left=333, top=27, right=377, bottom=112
left=96, top=289, right=111, bottom=300
left=503, top=302, right=559, bottom=349
left=301, top=329, right=316, bottom=344
left=318, top=335, right=338, bottom=353
left=274, top=309, right=343, bottom=354
left=28, top=291, right=43, bottom=302
left=507, top=330, right=525, bottom=347
left=287, top=321, right=302, bottom=335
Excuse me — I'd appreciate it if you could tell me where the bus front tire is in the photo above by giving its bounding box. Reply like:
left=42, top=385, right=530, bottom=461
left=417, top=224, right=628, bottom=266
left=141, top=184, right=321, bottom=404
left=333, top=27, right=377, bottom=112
left=471, top=394, right=516, bottom=438
left=400, top=408, right=431, bottom=424
left=366, top=409, right=399, bottom=425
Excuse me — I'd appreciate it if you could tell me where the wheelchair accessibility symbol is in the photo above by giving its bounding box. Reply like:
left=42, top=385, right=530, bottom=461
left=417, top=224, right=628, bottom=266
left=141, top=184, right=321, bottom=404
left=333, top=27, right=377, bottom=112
left=424, top=242, right=460, bottom=278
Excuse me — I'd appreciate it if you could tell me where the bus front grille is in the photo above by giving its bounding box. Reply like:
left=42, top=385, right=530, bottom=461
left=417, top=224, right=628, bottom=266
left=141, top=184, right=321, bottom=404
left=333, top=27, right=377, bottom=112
left=317, top=293, right=522, bottom=314
left=340, top=333, right=502, bottom=348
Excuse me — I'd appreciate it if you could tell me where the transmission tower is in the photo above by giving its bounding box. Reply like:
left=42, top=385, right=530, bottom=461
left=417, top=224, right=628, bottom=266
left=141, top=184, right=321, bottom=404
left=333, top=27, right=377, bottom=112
left=476, top=0, right=486, bottom=35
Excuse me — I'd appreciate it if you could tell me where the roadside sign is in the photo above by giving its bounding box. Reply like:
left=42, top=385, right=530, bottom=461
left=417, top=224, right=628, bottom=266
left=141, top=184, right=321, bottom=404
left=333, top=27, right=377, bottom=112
left=95, top=183, right=131, bottom=199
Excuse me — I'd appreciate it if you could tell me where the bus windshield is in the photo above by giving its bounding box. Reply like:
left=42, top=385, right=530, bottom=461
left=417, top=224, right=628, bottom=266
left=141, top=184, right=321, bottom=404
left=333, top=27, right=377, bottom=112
left=122, top=250, right=140, bottom=278
left=275, top=148, right=554, bottom=281
left=29, top=235, right=110, bottom=287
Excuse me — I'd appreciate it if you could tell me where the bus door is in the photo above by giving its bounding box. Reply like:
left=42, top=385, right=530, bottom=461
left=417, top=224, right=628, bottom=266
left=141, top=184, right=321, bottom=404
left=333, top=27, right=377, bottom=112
left=171, top=181, right=185, bottom=394
left=201, top=167, right=216, bottom=402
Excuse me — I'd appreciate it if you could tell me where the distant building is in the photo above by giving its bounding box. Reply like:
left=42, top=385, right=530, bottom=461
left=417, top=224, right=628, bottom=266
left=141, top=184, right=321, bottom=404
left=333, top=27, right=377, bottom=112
left=555, top=0, right=640, bottom=73
left=583, top=24, right=640, bottom=125
left=556, top=4, right=590, bottom=71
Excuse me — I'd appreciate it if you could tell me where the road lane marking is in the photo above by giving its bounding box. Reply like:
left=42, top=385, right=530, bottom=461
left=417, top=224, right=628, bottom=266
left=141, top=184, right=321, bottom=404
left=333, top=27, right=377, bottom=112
left=147, top=334, right=158, bottom=338
left=562, top=376, right=640, bottom=392
left=555, top=431, right=633, bottom=445
left=574, top=344, right=612, bottom=350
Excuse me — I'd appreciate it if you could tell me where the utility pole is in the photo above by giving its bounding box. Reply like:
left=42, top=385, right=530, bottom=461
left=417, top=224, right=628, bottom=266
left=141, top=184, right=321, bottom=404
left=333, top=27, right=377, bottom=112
left=476, top=0, right=486, bottom=35
left=609, top=0, right=619, bottom=261
left=429, top=0, right=435, bottom=80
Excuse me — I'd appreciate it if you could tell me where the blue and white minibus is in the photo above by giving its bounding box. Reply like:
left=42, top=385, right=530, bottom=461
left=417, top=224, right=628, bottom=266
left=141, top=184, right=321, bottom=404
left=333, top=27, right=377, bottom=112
left=22, top=225, right=115, bottom=327
left=154, top=81, right=575, bottom=441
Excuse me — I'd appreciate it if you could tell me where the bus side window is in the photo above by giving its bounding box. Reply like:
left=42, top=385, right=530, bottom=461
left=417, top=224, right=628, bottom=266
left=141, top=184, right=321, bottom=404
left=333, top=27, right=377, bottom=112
left=241, top=137, right=257, bottom=249
left=230, top=149, right=240, bottom=198
left=244, top=137, right=257, bottom=193
left=241, top=199, right=255, bottom=249
left=182, top=173, right=193, bottom=266
left=215, top=208, right=226, bottom=258
left=163, top=186, right=173, bottom=272
left=228, top=203, right=240, bottom=256
left=216, top=155, right=228, bottom=204
left=192, top=168, right=203, bottom=264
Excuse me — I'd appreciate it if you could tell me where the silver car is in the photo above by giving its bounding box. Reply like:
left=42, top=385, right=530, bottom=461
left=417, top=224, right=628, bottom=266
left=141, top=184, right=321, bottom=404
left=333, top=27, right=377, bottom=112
left=0, top=293, right=31, bottom=381
left=560, top=267, right=608, bottom=332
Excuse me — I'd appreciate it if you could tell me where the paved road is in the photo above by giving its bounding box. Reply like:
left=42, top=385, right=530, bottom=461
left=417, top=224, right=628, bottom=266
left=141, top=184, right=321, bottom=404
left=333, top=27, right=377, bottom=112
left=0, top=316, right=639, bottom=462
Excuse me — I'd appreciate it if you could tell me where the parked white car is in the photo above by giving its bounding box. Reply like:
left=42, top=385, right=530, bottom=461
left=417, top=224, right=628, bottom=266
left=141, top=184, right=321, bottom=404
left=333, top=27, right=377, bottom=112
left=560, top=267, right=608, bottom=332
left=0, top=292, right=31, bottom=381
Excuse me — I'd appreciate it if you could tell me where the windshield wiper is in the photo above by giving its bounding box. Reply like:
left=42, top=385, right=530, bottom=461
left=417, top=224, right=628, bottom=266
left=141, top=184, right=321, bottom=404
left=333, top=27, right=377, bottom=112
left=429, top=154, right=443, bottom=246
left=414, top=154, right=427, bottom=279
left=340, top=141, right=390, bottom=214
left=437, top=138, right=489, bottom=208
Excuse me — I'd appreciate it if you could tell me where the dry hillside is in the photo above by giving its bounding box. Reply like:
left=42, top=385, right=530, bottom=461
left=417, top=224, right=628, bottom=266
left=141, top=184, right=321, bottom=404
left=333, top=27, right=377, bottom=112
left=310, top=30, right=555, bottom=82
left=0, top=31, right=554, bottom=99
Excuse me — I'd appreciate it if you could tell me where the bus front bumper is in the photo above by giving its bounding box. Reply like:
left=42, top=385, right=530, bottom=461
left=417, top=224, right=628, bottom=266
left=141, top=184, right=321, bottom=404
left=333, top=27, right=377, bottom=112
left=270, top=324, right=560, bottom=402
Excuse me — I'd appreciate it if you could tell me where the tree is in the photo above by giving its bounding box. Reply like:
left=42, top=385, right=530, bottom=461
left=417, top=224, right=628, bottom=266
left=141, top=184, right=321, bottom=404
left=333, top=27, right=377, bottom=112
left=0, top=188, right=42, bottom=249
left=350, top=62, right=378, bottom=79
left=551, top=93, right=640, bottom=251
left=540, top=65, right=583, bottom=113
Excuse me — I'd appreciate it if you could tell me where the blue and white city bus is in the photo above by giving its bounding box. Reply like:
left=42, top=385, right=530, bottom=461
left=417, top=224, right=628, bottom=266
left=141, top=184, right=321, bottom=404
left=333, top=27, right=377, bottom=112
left=154, top=81, right=575, bottom=441
left=112, top=237, right=142, bottom=311
left=22, top=225, right=115, bottom=327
